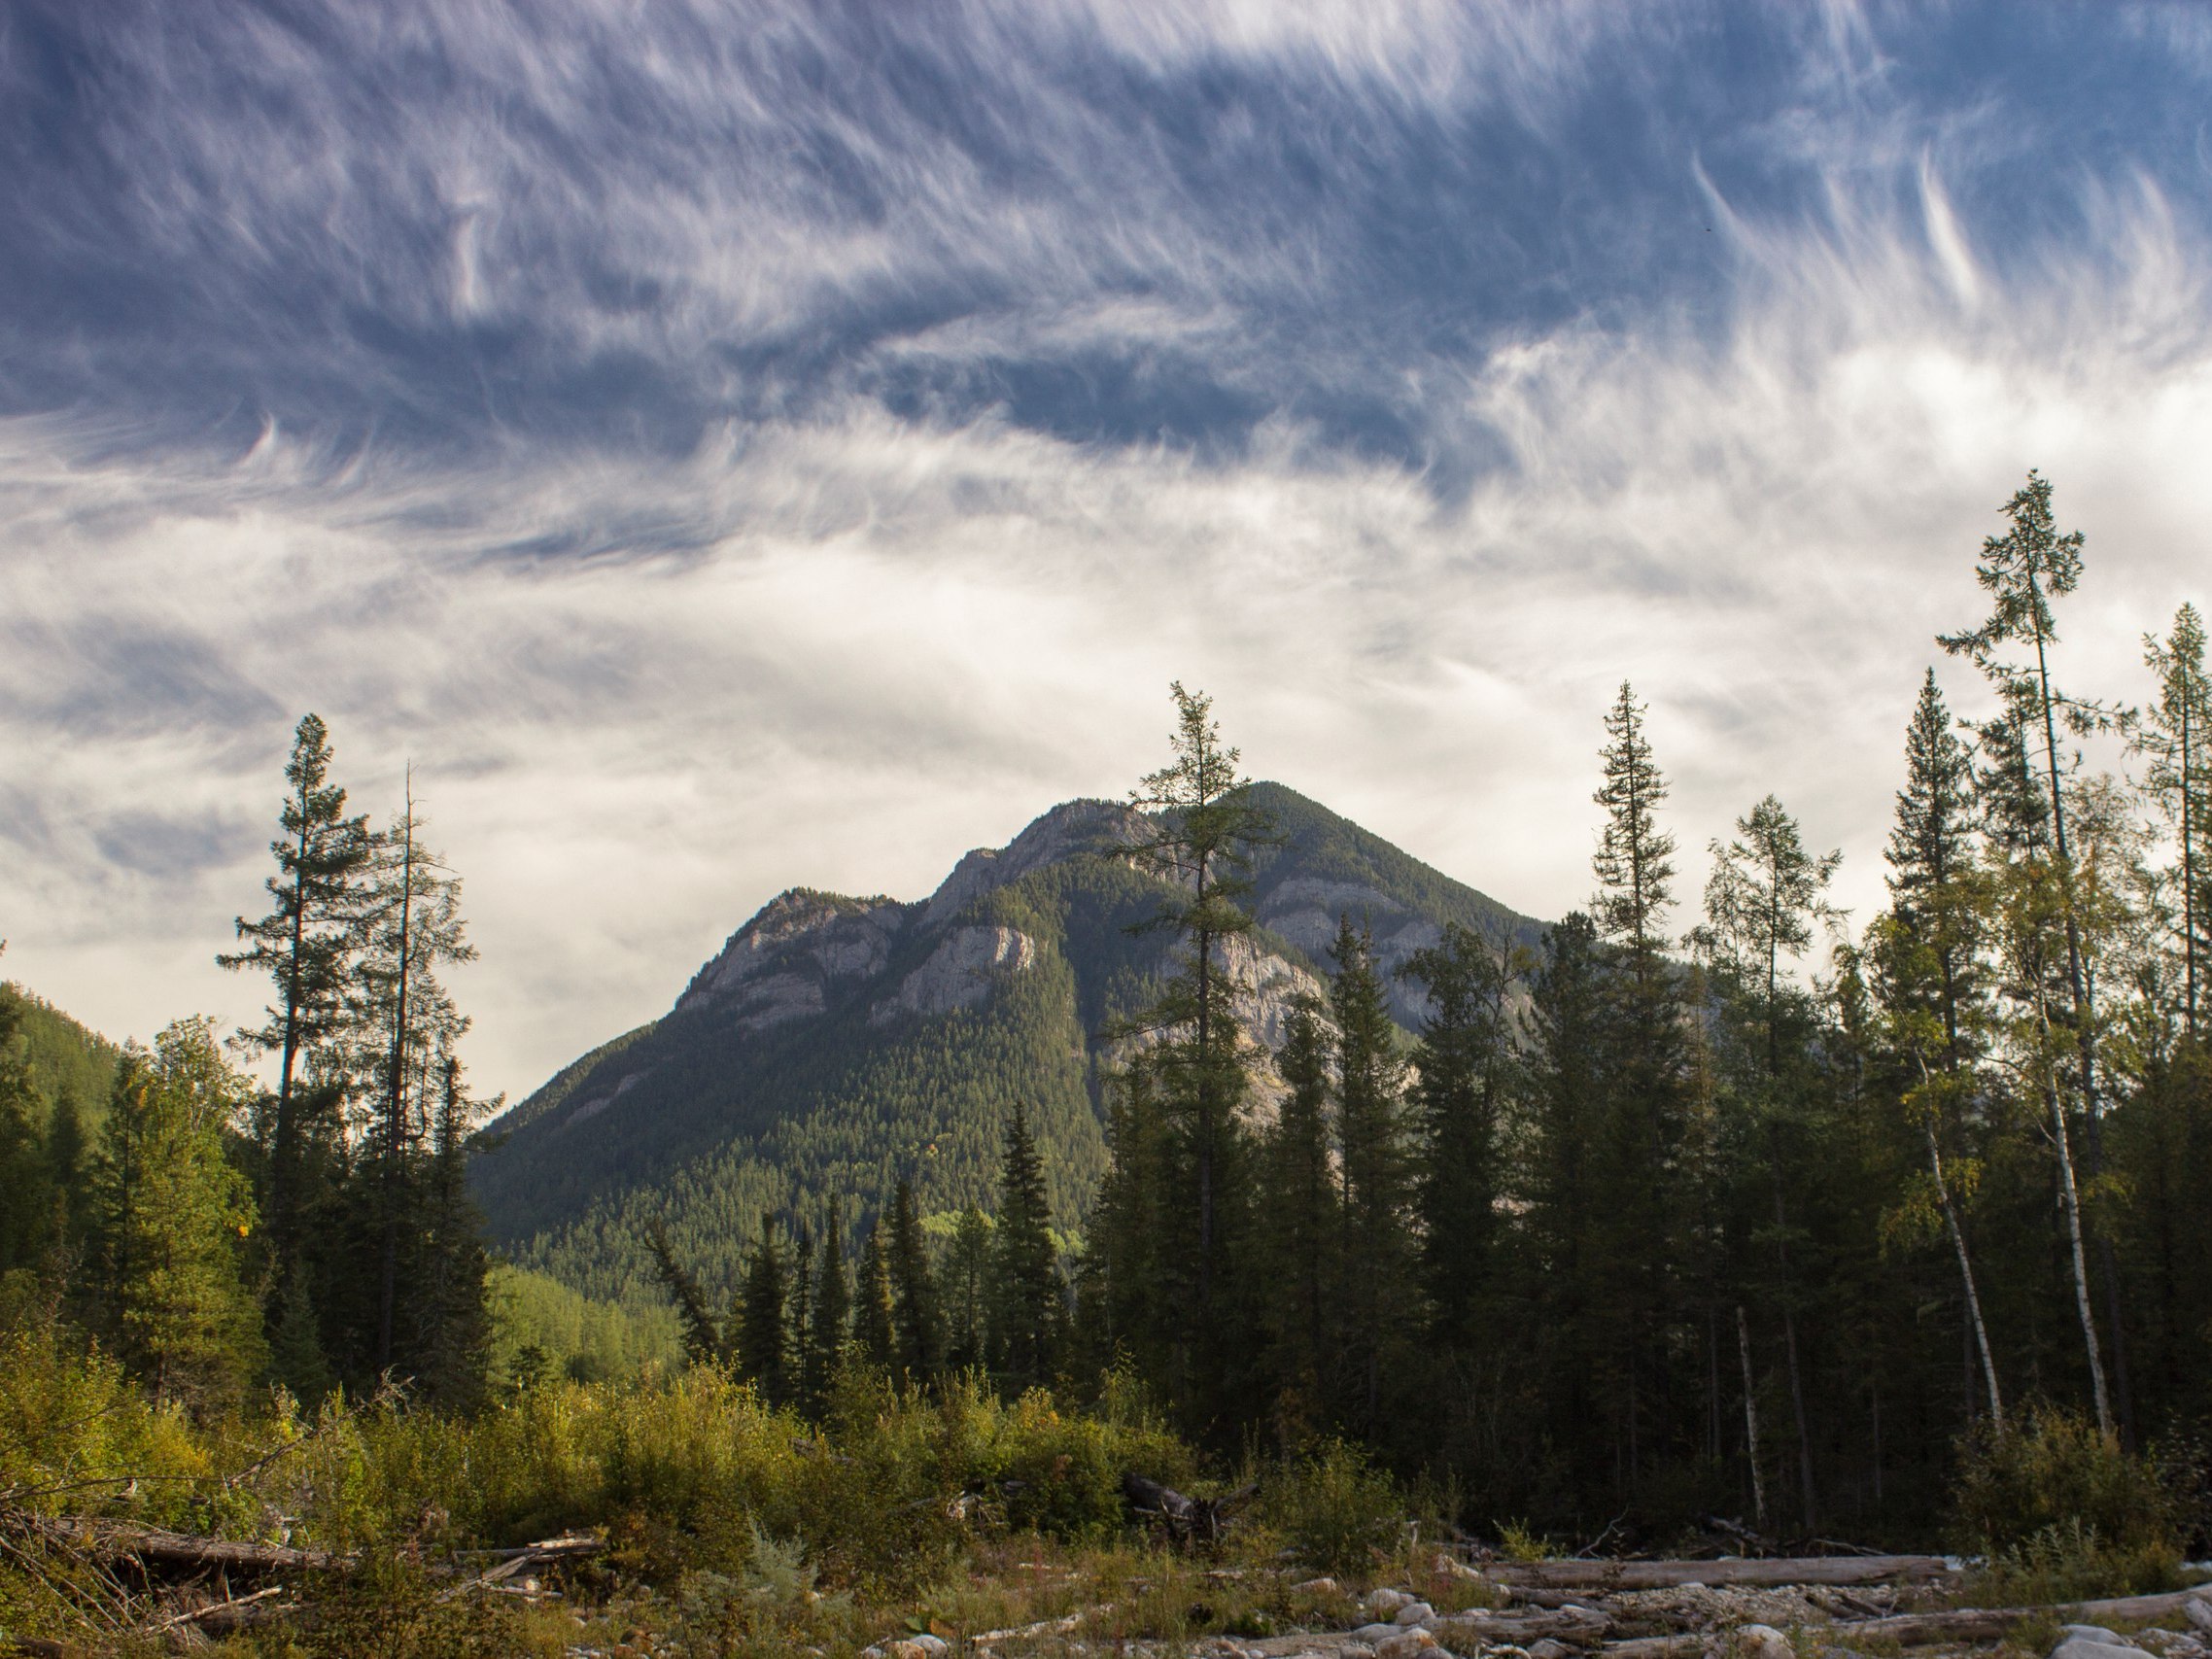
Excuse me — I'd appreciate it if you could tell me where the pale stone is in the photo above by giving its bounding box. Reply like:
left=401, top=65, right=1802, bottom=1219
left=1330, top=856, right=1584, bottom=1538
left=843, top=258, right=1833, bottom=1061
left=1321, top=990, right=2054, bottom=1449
left=1395, top=1601, right=1436, bottom=1627
left=873, top=925, right=1038, bottom=1022
left=1366, top=1589, right=1414, bottom=1615
left=1374, top=1630, right=1439, bottom=1659
left=1739, top=1622, right=1795, bottom=1659
left=2052, top=1640, right=2151, bottom=1659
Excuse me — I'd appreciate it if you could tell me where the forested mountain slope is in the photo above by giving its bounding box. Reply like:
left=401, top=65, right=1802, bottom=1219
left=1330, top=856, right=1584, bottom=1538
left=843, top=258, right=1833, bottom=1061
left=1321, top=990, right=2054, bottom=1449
left=1, top=982, right=123, bottom=1130
left=472, top=782, right=1538, bottom=1303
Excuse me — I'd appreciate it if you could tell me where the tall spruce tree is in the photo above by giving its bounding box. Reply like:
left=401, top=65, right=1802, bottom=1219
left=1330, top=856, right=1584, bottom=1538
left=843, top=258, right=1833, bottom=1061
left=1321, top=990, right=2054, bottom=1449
left=1589, top=682, right=1685, bottom=1489
left=1119, top=682, right=1272, bottom=1412
left=1402, top=922, right=1524, bottom=1354
left=1875, top=672, right=2002, bottom=1426
left=803, top=1197, right=851, bottom=1407
left=1328, top=918, right=1417, bottom=1436
left=218, top=714, right=373, bottom=1280
left=1940, top=469, right=2124, bottom=1435
left=944, top=1205, right=992, bottom=1375
left=853, top=1220, right=897, bottom=1370
left=1524, top=912, right=1612, bottom=1496
left=357, top=775, right=477, bottom=1376
left=733, top=1214, right=790, bottom=1401
left=886, top=1175, right=942, bottom=1382
left=1255, top=995, right=1336, bottom=1437
left=1700, top=795, right=1841, bottom=1528
left=986, top=1104, right=1061, bottom=1393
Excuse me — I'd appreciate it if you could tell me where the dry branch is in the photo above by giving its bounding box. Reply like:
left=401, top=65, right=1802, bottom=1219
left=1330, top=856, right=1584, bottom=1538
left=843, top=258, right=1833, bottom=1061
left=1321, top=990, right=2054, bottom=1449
left=1839, top=1584, right=2212, bottom=1647
left=1485, top=1556, right=1949, bottom=1591
left=2, top=1510, right=338, bottom=1575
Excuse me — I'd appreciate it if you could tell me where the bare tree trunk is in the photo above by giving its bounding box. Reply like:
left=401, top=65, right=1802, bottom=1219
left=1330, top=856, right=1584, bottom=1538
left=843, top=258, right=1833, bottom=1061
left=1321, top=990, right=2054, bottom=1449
left=1737, top=1305, right=1766, bottom=1530
left=2047, top=1067, right=2112, bottom=1434
left=1921, top=1105, right=2003, bottom=1427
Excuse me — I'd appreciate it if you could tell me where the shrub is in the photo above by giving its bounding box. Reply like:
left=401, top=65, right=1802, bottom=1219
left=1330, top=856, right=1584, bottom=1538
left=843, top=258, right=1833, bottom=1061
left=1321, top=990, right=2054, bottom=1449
left=1950, top=1406, right=2176, bottom=1555
left=1256, top=1439, right=1402, bottom=1574
left=1972, top=1516, right=2178, bottom=1606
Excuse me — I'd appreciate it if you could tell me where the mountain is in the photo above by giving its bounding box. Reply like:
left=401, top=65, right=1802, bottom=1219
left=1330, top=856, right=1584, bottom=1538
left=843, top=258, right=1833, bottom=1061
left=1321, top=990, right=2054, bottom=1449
left=471, top=781, right=1542, bottom=1304
left=2, top=982, right=123, bottom=1129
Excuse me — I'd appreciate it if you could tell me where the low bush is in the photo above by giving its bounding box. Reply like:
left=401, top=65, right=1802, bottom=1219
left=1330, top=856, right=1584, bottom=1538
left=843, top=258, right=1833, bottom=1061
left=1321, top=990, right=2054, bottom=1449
left=1254, top=1438, right=1403, bottom=1574
left=1951, top=1406, right=2176, bottom=1554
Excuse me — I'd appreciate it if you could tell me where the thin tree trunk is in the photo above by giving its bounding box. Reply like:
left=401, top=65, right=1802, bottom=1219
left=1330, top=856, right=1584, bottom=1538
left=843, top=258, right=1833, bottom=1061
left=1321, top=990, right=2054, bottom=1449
left=1738, top=1305, right=1767, bottom=1530
left=375, top=783, right=414, bottom=1374
left=1914, top=1052, right=2003, bottom=1427
left=2047, top=1068, right=2112, bottom=1434
left=2031, top=619, right=2121, bottom=1434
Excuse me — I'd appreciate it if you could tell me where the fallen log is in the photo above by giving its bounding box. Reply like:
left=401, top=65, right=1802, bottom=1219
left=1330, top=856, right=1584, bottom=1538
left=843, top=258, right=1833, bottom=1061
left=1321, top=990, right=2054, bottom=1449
left=1485, top=1556, right=1950, bottom=1591
left=1601, top=1639, right=1706, bottom=1659
left=2, top=1510, right=339, bottom=1575
left=1440, top=1606, right=1615, bottom=1644
left=436, top=1534, right=604, bottom=1603
left=1840, top=1584, right=2212, bottom=1647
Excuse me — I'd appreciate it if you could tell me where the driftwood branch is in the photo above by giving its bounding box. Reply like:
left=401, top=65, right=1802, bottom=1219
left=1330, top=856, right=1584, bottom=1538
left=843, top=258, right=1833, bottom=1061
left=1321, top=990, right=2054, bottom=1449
left=1840, top=1584, right=2212, bottom=1647
left=1485, top=1555, right=1950, bottom=1591
left=1, top=1511, right=339, bottom=1574
left=1440, top=1605, right=1615, bottom=1644
left=435, top=1533, right=602, bottom=1603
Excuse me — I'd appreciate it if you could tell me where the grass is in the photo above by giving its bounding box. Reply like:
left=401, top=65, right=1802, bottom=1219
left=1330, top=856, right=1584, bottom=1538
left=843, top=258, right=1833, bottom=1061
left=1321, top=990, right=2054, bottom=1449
left=2, top=1314, right=1476, bottom=1656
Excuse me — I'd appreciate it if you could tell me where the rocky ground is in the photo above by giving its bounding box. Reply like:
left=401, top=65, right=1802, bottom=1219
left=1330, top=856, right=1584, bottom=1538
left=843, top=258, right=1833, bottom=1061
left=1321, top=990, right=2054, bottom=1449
left=838, top=1557, right=2212, bottom=1659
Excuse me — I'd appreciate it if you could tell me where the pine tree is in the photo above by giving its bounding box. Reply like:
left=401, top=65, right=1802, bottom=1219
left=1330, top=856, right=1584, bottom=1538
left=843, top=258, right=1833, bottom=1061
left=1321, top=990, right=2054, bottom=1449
left=1328, top=918, right=1416, bottom=1436
left=1700, top=795, right=1841, bottom=1528
left=986, top=1104, right=1061, bottom=1393
left=218, top=714, right=373, bottom=1277
left=85, top=1020, right=266, bottom=1413
left=357, top=775, right=477, bottom=1376
left=733, top=1214, right=790, bottom=1401
left=1254, top=994, right=1335, bottom=1436
left=853, top=1220, right=897, bottom=1370
left=944, top=1205, right=993, bottom=1374
left=1523, top=913, right=1612, bottom=1495
left=1588, top=682, right=1686, bottom=1490
left=1402, top=922, right=1524, bottom=1353
left=1874, top=671, right=2003, bottom=1428
left=644, top=1215, right=723, bottom=1367
left=886, top=1175, right=942, bottom=1382
left=1084, top=1054, right=1172, bottom=1390
left=803, top=1196, right=851, bottom=1407
left=1119, top=683, right=1272, bottom=1394
left=408, top=1057, right=493, bottom=1410
left=1887, top=671, right=1984, bottom=1066
left=1941, top=469, right=2123, bottom=1435
left=1594, top=681, right=1677, bottom=972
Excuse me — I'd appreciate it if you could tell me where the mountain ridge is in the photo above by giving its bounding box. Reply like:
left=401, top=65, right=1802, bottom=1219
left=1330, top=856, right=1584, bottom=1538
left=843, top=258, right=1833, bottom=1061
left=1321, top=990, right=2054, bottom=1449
left=473, top=781, right=1542, bottom=1303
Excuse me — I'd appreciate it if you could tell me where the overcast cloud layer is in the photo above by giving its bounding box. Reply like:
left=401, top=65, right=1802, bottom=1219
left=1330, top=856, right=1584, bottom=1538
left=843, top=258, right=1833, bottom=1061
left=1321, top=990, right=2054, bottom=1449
left=5, top=0, right=2212, bottom=1100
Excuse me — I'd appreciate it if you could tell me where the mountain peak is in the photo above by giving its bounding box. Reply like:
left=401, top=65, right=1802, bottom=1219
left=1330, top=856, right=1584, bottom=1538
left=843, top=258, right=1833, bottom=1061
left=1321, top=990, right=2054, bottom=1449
left=920, top=797, right=1144, bottom=928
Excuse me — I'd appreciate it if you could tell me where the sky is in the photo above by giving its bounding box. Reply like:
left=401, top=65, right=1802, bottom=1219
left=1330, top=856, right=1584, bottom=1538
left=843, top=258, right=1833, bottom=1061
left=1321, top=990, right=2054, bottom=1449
left=5, top=0, right=2212, bottom=1104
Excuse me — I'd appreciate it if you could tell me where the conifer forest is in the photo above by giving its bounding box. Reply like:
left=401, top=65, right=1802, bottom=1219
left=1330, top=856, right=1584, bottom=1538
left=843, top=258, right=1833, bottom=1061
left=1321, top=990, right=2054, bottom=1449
left=8, top=470, right=2212, bottom=1655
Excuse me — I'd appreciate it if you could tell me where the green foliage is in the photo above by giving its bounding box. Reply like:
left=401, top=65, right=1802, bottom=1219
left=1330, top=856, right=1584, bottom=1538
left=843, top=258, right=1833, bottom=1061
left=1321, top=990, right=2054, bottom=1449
left=1970, top=1516, right=2180, bottom=1606
left=1950, top=1407, right=2177, bottom=1557
left=487, top=1263, right=680, bottom=1385
left=1255, top=1439, right=1402, bottom=1573
left=84, top=1020, right=266, bottom=1415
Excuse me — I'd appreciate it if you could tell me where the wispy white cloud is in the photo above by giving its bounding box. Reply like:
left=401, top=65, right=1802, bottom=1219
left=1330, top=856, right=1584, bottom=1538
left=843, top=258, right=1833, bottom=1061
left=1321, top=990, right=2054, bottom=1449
left=5, top=1, right=2212, bottom=1094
